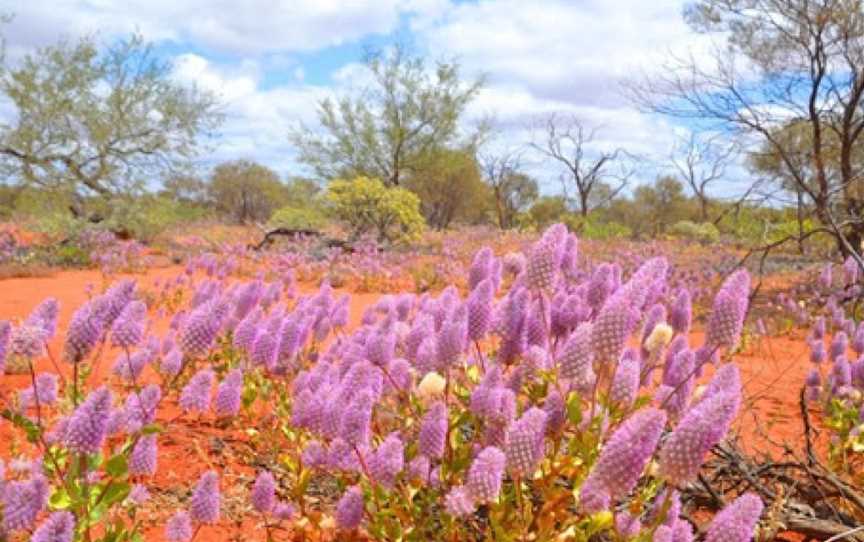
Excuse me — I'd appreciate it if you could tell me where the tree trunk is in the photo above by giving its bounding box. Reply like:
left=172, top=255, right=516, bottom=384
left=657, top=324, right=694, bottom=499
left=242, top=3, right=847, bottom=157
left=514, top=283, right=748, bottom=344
left=796, top=188, right=805, bottom=255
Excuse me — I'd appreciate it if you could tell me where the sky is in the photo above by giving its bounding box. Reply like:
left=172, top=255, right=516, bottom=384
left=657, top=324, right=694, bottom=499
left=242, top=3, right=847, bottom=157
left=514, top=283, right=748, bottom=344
left=1, top=0, right=734, bottom=194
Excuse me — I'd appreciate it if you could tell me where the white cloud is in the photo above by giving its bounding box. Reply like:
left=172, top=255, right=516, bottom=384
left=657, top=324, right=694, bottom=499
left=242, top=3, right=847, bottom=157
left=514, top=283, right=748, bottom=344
left=3, top=0, right=415, bottom=55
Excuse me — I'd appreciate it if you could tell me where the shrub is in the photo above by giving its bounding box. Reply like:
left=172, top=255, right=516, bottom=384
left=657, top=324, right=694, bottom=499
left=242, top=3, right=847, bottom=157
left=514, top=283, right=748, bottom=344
left=267, top=205, right=328, bottom=231
left=669, top=220, right=721, bottom=244
left=325, top=176, right=425, bottom=243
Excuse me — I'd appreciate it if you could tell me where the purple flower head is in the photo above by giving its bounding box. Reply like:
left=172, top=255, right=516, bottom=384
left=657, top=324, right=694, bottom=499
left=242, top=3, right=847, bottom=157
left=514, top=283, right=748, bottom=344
left=543, top=389, right=566, bottom=435
left=560, top=323, right=596, bottom=393
left=706, top=270, right=750, bottom=349
left=63, top=302, right=103, bottom=363
left=341, top=389, right=374, bottom=447
left=658, top=387, right=741, bottom=485
left=830, top=332, right=848, bottom=361
left=469, top=246, right=494, bottom=290
left=641, top=303, right=667, bottom=345
left=63, top=386, right=112, bottom=454
left=592, top=289, right=636, bottom=365
left=160, top=348, right=183, bottom=376
left=335, top=486, right=364, bottom=530
left=505, top=407, right=547, bottom=476
left=26, top=298, right=60, bottom=340
left=805, top=367, right=821, bottom=388
left=812, top=317, right=826, bottom=340
left=10, top=324, right=46, bottom=359
left=853, top=323, right=864, bottom=354
left=610, top=348, right=640, bottom=408
left=467, top=446, right=506, bottom=503
left=30, top=511, right=75, bottom=542
left=579, top=408, right=666, bottom=509
left=369, top=432, right=404, bottom=488
left=705, top=493, right=763, bottom=542
left=111, top=301, right=147, bottom=348
left=251, top=470, right=276, bottom=514
left=273, top=501, right=295, bottom=521
left=467, top=279, right=494, bottom=342
left=178, top=306, right=219, bottom=356
left=112, top=349, right=150, bottom=382
left=659, top=348, right=695, bottom=418
left=214, top=369, right=243, bottom=417
left=366, top=329, right=396, bottom=367
left=419, top=401, right=448, bottom=459
left=615, top=511, right=642, bottom=539
left=179, top=368, right=214, bottom=413
left=21, top=372, right=59, bottom=407
left=232, top=307, right=262, bottom=352
left=437, top=306, right=467, bottom=369
left=701, top=363, right=742, bottom=403
left=129, top=434, right=158, bottom=476
left=831, top=355, right=852, bottom=391
left=190, top=471, right=220, bottom=524
left=444, top=486, right=476, bottom=517
left=165, top=511, right=193, bottom=542
left=2, top=475, right=49, bottom=531
left=810, top=340, right=826, bottom=364
left=525, top=233, right=562, bottom=291
left=250, top=328, right=279, bottom=369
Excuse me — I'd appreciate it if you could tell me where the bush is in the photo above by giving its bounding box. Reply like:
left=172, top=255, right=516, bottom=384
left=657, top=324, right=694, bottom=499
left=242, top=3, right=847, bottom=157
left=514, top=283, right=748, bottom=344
left=563, top=214, right=632, bottom=240
left=268, top=205, right=328, bottom=231
left=669, top=220, right=721, bottom=244
left=325, top=176, right=425, bottom=243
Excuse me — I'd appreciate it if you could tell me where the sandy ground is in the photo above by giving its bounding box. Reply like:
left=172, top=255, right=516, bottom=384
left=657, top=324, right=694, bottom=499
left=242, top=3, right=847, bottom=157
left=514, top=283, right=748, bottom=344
left=0, top=267, right=818, bottom=541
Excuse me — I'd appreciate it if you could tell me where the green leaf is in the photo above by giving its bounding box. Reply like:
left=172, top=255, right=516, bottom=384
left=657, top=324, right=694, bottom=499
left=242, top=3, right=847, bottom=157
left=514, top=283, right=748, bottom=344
left=141, top=423, right=164, bottom=435
left=566, top=392, right=583, bottom=427
left=105, top=454, right=128, bottom=478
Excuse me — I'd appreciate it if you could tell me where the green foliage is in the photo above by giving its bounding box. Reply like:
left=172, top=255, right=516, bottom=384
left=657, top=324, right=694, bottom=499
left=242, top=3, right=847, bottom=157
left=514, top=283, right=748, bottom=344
left=405, top=147, right=490, bottom=229
left=565, top=214, right=632, bottom=240
left=325, top=176, right=425, bottom=243
left=290, top=45, right=484, bottom=186
left=268, top=205, right=328, bottom=231
left=0, top=33, right=221, bottom=203
left=527, top=195, right=569, bottom=230
left=104, top=196, right=209, bottom=242
left=208, top=160, right=288, bottom=223
left=669, top=220, right=720, bottom=244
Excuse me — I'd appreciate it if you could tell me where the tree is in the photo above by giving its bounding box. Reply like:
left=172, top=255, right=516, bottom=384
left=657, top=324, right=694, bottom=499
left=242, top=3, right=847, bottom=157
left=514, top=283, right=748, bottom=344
left=669, top=132, right=737, bottom=221
left=528, top=196, right=570, bottom=230
left=290, top=45, right=484, bottom=186
left=161, top=174, right=209, bottom=206
left=325, top=176, right=425, bottom=243
left=479, top=148, right=538, bottom=229
left=208, top=160, right=287, bottom=224
left=631, top=176, right=690, bottom=236
left=405, top=148, right=489, bottom=230
left=0, top=34, right=221, bottom=217
left=530, top=113, right=632, bottom=216
left=629, top=0, right=864, bottom=258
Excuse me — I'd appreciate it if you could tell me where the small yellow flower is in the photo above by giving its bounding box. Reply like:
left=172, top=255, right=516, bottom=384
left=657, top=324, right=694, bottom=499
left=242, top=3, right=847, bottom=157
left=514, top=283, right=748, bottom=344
left=417, top=371, right=446, bottom=400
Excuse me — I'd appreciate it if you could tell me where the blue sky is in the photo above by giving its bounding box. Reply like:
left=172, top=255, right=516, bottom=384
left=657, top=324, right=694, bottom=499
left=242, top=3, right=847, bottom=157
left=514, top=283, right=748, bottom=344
left=1, top=0, right=749, bottom=196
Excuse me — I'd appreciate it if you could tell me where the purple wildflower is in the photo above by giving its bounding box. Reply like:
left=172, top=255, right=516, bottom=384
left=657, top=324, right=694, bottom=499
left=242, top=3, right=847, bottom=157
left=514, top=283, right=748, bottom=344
left=273, top=502, right=295, bottom=521
left=30, top=511, right=75, bottom=542
left=467, top=279, right=494, bottom=342
left=445, top=486, right=476, bottom=517
left=251, top=470, right=276, bottom=514
left=179, top=368, right=214, bottom=413
left=579, top=408, right=666, bottom=510
left=341, top=389, right=374, bottom=447
left=419, top=401, right=448, bottom=460
left=63, top=386, right=112, bottom=454
left=559, top=323, right=596, bottom=393
left=505, top=407, right=547, bottom=476
left=129, top=434, right=158, bottom=476
left=2, top=475, right=49, bottom=531
left=26, top=298, right=60, bottom=339
left=190, top=471, right=220, bottom=524
left=111, top=301, right=147, bottom=348
left=10, top=324, right=46, bottom=359
left=467, top=446, right=506, bottom=503
left=610, top=349, right=640, bottom=408
left=0, top=320, right=10, bottom=372
left=705, top=493, right=764, bottom=542
left=335, top=486, right=364, bottom=530
left=165, top=511, right=193, bottom=542
left=658, top=388, right=741, bottom=485
left=63, top=302, right=103, bottom=363
left=369, top=432, right=404, bottom=488
left=214, top=369, right=243, bottom=417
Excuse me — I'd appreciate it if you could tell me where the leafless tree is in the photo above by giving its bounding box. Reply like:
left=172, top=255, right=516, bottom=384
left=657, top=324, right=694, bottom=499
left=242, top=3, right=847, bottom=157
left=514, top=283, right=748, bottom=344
left=530, top=113, right=631, bottom=216
left=479, top=147, right=538, bottom=229
left=669, top=132, right=738, bottom=221
left=627, top=0, right=864, bottom=263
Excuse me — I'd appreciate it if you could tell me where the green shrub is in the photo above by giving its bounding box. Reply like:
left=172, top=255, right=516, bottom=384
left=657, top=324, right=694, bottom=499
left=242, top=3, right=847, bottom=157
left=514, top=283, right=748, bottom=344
left=325, top=176, right=425, bottom=243
left=669, top=220, right=721, bottom=244
left=268, top=205, right=328, bottom=231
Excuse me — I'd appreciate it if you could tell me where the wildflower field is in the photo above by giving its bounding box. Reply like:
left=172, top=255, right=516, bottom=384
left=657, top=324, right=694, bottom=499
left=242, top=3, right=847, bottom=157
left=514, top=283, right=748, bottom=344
left=0, top=224, right=861, bottom=542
